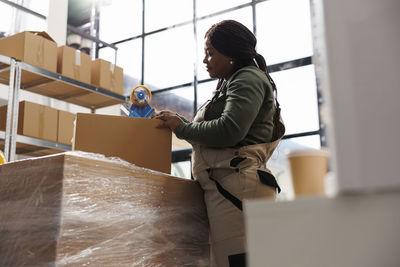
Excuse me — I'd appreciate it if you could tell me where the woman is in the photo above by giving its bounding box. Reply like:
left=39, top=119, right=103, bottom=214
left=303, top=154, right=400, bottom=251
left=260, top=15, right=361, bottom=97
left=155, top=20, right=285, bottom=267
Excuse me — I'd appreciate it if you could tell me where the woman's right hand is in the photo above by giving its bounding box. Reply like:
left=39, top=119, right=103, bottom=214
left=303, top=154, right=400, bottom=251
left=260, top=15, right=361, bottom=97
left=154, top=110, right=183, bottom=132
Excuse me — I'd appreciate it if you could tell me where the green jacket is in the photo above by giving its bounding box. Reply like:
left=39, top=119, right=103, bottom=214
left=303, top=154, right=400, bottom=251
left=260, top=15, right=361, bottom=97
left=175, top=66, right=275, bottom=148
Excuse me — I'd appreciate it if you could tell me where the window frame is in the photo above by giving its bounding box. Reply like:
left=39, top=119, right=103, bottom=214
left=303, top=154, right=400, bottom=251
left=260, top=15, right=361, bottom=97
left=97, top=0, right=326, bottom=162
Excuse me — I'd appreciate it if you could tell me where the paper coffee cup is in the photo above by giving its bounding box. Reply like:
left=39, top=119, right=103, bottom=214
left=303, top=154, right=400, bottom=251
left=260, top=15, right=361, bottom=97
left=287, top=149, right=329, bottom=196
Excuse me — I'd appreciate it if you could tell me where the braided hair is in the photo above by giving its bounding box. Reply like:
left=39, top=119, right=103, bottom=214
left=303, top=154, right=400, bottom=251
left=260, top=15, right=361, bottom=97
left=205, top=20, right=281, bottom=135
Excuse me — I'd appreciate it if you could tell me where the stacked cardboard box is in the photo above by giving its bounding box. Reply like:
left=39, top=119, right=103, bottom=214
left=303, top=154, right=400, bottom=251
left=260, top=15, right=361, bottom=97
left=57, top=45, right=91, bottom=84
left=0, top=152, right=210, bottom=266
left=73, top=58, right=124, bottom=107
left=0, top=101, right=75, bottom=145
left=31, top=45, right=93, bottom=98
left=0, top=31, right=125, bottom=108
left=91, top=58, right=124, bottom=95
left=0, top=31, right=57, bottom=84
left=0, top=101, right=58, bottom=142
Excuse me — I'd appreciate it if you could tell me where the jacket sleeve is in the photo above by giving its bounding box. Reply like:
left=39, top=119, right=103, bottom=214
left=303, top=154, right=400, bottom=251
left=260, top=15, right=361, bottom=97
left=176, top=113, right=190, bottom=123
left=175, top=70, right=266, bottom=147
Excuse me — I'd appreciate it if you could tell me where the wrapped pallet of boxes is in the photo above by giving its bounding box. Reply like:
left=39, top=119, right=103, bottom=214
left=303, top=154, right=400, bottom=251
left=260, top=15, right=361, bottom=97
left=0, top=31, right=57, bottom=84
left=0, top=101, right=58, bottom=142
left=0, top=152, right=210, bottom=266
left=73, top=113, right=171, bottom=174
left=31, top=45, right=92, bottom=98
left=73, top=58, right=124, bottom=107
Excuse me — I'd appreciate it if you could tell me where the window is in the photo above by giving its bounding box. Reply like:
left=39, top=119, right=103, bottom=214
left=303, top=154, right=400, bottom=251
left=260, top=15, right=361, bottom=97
left=196, top=0, right=249, bottom=18
left=144, top=24, right=194, bottom=89
left=270, top=64, right=319, bottom=135
left=115, top=39, right=142, bottom=91
left=99, top=0, right=142, bottom=43
left=0, top=3, right=14, bottom=35
left=145, top=0, right=192, bottom=32
left=16, top=13, right=47, bottom=32
left=0, top=1, right=47, bottom=35
left=12, top=0, right=48, bottom=33
left=98, top=47, right=116, bottom=63
left=19, top=0, right=49, bottom=16
left=256, top=0, right=313, bottom=65
left=197, top=80, right=218, bottom=107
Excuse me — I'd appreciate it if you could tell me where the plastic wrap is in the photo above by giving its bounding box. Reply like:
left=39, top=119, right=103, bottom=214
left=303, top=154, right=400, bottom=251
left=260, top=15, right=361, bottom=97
left=0, top=151, right=209, bottom=266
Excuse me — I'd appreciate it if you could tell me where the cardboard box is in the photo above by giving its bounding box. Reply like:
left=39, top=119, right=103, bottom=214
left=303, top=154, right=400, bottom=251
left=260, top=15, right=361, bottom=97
left=57, top=110, right=75, bottom=145
left=0, top=101, right=58, bottom=142
left=0, top=152, right=209, bottom=266
left=57, top=46, right=91, bottom=84
left=91, top=58, right=124, bottom=95
left=73, top=113, right=172, bottom=174
left=0, top=31, right=57, bottom=83
left=26, top=46, right=92, bottom=99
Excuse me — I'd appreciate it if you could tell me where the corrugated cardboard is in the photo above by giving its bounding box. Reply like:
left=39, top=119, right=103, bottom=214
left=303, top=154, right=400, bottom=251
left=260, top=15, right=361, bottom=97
left=28, top=46, right=93, bottom=100
left=73, top=113, right=172, bottom=174
left=91, top=58, right=124, bottom=95
left=0, top=101, right=58, bottom=142
left=0, top=31, right=57, bottom=83
left=0, top=152, right=209, bottom=266
left=57, top=110, right=75, bottom=145
left=57, top=45, right=91, bottom=83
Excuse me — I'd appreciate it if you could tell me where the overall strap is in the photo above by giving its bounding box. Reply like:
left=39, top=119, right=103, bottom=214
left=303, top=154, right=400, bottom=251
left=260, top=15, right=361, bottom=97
left=207, top=168, right=243, bottom=211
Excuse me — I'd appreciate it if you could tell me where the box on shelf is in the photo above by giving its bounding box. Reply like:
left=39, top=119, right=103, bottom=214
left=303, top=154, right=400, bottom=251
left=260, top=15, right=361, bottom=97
left=0, top=152, right=209, bottom=266
left=53, top=58, right=125, bottom=108
left=57, top=110, right=75, bottom=145
left=91, top=58, right=124, bottom=95
left=28, top=45, right=93, bottom=99
left=57, top=45, right=91, bottom=84
left=73, top=113, right=172, bottom=174
left=0, top=101, right=58, bottom=142
left=0, top=31, right=57, bottom=83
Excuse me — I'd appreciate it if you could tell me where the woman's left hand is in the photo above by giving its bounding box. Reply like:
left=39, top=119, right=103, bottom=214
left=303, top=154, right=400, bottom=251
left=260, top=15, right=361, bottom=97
left=154, top=110, right=183, bottom=132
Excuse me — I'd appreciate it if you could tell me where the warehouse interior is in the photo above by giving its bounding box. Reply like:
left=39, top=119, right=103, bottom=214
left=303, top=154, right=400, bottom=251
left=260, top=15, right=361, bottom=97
left=0, top=0, right=399, bottom=266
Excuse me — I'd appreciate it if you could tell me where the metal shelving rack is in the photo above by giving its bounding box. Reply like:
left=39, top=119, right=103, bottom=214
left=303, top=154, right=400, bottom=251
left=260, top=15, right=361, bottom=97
left=0, top=54, right=127, bottom=162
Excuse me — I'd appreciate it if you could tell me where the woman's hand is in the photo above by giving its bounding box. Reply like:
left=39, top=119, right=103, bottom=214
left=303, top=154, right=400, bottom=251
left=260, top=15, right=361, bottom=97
left=154, top=110, right=183, bottom=132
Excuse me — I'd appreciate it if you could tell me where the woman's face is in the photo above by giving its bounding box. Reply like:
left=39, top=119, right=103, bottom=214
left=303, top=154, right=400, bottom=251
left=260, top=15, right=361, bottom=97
left=203, top=38, right=233, bottom=79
